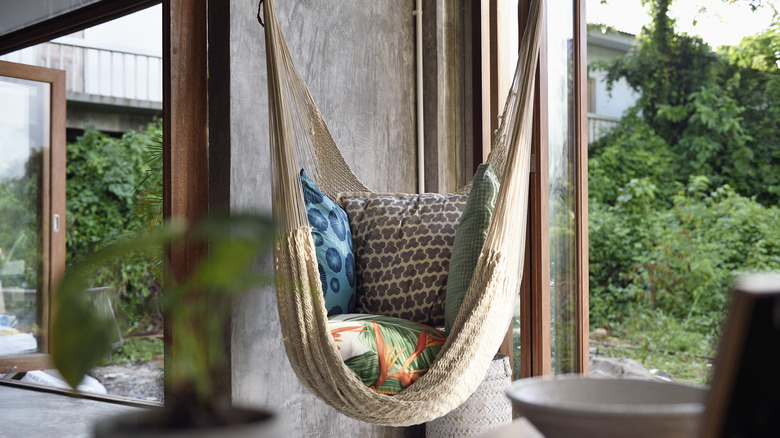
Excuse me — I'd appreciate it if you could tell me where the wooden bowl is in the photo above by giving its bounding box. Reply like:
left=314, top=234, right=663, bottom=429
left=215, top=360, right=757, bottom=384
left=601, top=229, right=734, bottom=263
left=507, top=375, right=706, bottom=438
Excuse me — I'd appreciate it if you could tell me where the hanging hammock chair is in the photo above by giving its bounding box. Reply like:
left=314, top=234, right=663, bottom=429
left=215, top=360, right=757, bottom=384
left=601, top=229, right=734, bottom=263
left=263, top=0, right=542, bottom=426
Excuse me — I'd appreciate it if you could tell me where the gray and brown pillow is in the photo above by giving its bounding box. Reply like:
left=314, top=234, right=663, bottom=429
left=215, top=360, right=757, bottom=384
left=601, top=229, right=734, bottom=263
left=338, top=192, right=467, bottom=327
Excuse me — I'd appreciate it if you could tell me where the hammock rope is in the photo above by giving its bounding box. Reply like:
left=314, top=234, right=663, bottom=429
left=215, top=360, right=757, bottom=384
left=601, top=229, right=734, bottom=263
left=264, top=0, right=542, bottom=425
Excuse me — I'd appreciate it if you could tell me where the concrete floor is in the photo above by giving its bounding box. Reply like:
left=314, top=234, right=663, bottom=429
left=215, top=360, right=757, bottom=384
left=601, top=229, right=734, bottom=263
left=0, top=382, right=146, bottom=438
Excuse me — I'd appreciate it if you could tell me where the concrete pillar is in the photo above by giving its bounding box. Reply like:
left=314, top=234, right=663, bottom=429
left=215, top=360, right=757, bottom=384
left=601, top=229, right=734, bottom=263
left=224, top=0, right=420, bottom=436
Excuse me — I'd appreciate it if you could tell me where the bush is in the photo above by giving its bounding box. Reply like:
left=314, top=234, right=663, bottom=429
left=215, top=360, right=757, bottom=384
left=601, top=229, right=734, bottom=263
left=66, top=120, right=163, bottom=333
left=591, top=177, right=780, bottom=328
left=589, top=2, right=780, bottom=384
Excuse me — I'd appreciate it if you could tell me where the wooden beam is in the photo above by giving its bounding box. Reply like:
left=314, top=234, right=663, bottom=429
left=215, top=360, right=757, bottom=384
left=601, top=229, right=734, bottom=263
left=488, top=0, right=499, bottom=151
left=530, top=0, right=551, bottom=377
left=479, top=0, right=493, bottom=163
left=515, top=0, right=550, bottom=378
left=0, top=354, right=53, bottom=374
left=574, top=0, right=590, bottom=375
left=0, top=0, right=161, bottom=56
left=206, top=0, right=233, bottom=400
left=163, top=0, right=210, bottom=400
left=0, top=378, right=160, bottom=407
left=48, top=64, right=67, bottom=357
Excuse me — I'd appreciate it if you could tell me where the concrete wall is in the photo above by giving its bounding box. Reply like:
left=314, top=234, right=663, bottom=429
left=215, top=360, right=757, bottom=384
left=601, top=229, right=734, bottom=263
left=227, top=1, right=420, bottom=436
left=65, top=101, right=160, bottom=136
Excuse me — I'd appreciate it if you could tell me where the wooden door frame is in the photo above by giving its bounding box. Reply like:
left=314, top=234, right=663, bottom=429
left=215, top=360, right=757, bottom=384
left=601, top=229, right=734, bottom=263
left=477, top=0, right=588, bottom=377
left=0, top=0, right=216, bottom=399
left=0, top=61, right=66, bottom=373
left=574, top=0, right=590, bottom=375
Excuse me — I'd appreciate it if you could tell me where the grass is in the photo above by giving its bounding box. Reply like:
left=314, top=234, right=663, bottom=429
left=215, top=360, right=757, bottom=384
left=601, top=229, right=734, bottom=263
left=592, top=309, right=718, bottom=386
left=100, top=337, right=164, bottom=366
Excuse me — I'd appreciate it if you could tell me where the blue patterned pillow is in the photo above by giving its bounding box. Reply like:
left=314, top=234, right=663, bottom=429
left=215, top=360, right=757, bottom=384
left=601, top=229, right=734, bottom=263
left=301, top=170, right=356, bottom=316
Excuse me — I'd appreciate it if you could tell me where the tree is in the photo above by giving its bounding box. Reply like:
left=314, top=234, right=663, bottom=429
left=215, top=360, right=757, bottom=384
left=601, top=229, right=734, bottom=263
left=597, top=0, right=780, bottom=204
left=66, top=120, right=163, bottom=331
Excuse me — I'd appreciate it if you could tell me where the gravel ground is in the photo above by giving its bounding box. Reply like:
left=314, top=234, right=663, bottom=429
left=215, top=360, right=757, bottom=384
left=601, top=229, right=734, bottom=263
left=93, top=359, right=164, bottom=403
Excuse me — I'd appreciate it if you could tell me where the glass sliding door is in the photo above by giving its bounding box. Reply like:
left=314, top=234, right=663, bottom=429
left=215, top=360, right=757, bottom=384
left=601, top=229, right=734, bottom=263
left=0, top=60, right=66, bottom=370
left=547, top=0, right=577, bottom=374
left=512, top=0, right=588, bottom=378
left=547, top=0, right=588, bottom=375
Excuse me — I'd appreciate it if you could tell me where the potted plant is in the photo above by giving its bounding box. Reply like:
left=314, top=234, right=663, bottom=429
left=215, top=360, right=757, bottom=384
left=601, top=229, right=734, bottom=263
left=51, top=212, right=283, bottom=436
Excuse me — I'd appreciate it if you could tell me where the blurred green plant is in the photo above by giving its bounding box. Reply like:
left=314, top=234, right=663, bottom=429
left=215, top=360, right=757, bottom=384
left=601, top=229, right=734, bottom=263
left=53, top=213, right=275, bottom=410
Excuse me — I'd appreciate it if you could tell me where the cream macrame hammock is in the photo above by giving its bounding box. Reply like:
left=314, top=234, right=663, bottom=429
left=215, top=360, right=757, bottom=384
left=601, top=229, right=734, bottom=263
left=263, top=0, right=542, bottom=426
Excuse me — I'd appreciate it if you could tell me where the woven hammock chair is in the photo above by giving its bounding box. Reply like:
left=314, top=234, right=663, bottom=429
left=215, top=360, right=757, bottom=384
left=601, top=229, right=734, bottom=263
left=264, top=0, right=542, bottom=426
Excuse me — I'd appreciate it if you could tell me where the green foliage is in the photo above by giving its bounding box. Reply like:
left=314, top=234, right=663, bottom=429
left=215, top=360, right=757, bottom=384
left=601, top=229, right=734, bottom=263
left=67, top=126, right=145, bottom=259
left=53, top=214, right=275, bottom=407
left=133, top=132, right=163, bottom=232
left=101, top=338, right=164, bottom=366
left=595, top=309, right=715, bottom=384
left=589, top=110, right=680, bottom=207
left=591, top=178, right=780, bottom=384
left=592, top=178, right=780, bottom=319
left=66, top=121, right=163, bottom=331
left=590, top=2, right=780, bottom=383
left=605, top=0, right=719, bottom=144
left=0, top=150, right=43, bottom=290
left=598, top=2, right=780, bottom=204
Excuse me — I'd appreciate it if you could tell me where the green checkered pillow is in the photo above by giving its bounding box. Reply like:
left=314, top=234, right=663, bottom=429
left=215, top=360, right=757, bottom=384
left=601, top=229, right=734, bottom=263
left=444, top=163, right=500, bottom=333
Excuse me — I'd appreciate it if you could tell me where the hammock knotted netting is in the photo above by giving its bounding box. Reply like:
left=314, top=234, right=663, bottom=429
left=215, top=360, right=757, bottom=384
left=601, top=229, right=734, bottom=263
left=263, top=0, right=543, bottom=425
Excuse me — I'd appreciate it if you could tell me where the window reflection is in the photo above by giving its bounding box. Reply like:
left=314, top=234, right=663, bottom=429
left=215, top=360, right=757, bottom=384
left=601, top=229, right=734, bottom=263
left=548, top=2, right=578, bottom=375
left=0, top=76, right=50, bottom=356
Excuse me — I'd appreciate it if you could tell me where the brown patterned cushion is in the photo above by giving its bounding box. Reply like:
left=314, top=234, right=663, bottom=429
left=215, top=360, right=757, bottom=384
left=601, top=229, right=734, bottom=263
left=338, top=192, right=468, bottom=327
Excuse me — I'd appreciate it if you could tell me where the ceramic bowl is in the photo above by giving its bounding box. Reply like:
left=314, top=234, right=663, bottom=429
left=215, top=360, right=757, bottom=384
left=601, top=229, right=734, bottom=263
left=507, top=375, right=706, bottom=438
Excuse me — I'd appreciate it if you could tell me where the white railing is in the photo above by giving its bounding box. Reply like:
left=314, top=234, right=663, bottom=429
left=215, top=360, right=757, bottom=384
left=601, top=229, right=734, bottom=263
left=0, top=37, right=162, bottom=103
left=587, top=113, right=620, bottom=143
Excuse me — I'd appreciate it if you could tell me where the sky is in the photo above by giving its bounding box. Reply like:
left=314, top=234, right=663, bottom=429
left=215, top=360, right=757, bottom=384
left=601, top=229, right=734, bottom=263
left=78, top=4, right=162, bottom=56
left=587, top=0, right=777, bottom=48
left=49, top=2, right=776, bottom=54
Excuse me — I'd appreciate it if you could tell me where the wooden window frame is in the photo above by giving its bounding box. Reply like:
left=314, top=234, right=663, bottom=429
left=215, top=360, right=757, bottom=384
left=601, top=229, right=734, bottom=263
left=478, top=0, right=589, bottom=377
left=0, top=60, right=66, bottom=373
left=0, top=0, right=215, bottom=401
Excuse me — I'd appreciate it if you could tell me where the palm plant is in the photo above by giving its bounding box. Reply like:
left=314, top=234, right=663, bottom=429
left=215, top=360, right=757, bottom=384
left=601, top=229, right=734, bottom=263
left=132, top=132, right=164, bottom=279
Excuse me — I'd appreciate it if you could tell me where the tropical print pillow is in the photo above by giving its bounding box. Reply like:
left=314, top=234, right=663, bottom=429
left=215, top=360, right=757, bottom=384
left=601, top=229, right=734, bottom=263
left=329, top=313, right=447, bottom=395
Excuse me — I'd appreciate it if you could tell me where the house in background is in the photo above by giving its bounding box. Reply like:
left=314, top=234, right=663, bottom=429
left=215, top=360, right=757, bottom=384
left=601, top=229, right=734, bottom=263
left=0, top=17, right=161, bottom=141
left=587, top=28, right=638, bottom=142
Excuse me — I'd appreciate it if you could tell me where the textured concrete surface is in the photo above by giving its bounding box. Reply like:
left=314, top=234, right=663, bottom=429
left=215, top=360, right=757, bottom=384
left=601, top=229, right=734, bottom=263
left=228, top=0, right=421, bottom=436
left=423, top=0, right=466, bottom=194
left=0, top=383, right=145, bottom=438
left=66, top=99, right=161, bottom=135
left=589, top=356, right=655, bottom=380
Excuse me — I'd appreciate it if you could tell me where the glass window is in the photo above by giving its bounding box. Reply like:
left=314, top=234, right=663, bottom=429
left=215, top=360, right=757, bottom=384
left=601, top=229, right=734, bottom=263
left=0, top=62, right=65, bottom=365
left=547, top=0, right=578, bottom=375
left=0, top=76, right=50, bottom=356
left=511, top=0, right=587, bottom=378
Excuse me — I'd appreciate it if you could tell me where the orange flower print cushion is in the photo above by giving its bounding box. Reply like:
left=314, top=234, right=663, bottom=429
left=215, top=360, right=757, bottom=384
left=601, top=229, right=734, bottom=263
left=329, top=314, right=446, bottom=395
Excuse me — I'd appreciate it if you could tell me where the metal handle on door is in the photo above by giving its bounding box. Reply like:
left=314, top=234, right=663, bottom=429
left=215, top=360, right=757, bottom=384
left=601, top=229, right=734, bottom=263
left=53, top=214, right=60, bottom=233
